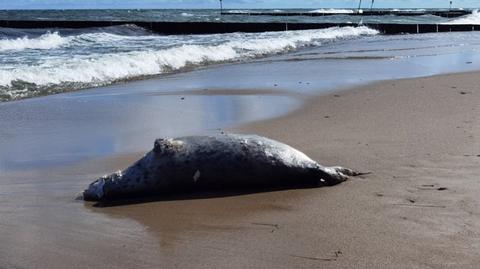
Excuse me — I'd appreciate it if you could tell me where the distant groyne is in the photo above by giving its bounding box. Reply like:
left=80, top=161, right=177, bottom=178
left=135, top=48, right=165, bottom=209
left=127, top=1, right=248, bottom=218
left=222, top=10, right=470, bottom=18
left=0, top=20, right=479, bottom=35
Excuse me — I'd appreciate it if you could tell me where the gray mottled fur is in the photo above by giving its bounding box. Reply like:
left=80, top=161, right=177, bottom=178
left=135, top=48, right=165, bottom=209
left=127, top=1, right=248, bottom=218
left=81, top=134, right=359, bottom=201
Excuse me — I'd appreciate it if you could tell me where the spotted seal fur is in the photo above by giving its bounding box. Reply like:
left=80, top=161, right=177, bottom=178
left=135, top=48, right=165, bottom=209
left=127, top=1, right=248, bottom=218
left=81, top=134, right=362, bottom=201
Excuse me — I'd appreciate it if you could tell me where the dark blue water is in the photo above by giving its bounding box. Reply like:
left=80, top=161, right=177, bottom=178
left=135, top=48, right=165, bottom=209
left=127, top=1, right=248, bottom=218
left=0, top=8, right=477, bottom=24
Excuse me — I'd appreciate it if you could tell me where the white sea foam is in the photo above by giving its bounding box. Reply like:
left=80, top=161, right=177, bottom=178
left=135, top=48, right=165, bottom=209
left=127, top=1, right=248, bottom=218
left=227, top=10, right=251, bottom=14
left=70, top=31, right=171, bottom=44
left=0, top=32, right=67, bottom=51
left=445, top=9, right=480, bottom=24
left=309, top=9, right=354, bottom=14
left=0, top=26, right=378, bottom=99
left=0, top=25, right=160, bottom=52
left=392, top=9, right=426, bottom=12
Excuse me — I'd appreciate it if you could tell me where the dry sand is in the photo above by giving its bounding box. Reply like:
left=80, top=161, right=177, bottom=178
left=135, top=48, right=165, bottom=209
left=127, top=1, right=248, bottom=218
left=1, top=72, right=479, bottom=268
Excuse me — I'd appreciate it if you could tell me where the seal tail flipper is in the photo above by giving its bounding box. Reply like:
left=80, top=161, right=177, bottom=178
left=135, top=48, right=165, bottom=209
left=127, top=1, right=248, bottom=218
left=319, top=166, right=371, bottom=186
left=331, top=166, right=371, bottom=177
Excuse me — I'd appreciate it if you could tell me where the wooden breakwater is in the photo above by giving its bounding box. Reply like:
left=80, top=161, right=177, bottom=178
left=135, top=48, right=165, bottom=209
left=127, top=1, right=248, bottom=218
left=0, top=20, right=479, bottom=35
left=221, top=10, right=470, bottom=18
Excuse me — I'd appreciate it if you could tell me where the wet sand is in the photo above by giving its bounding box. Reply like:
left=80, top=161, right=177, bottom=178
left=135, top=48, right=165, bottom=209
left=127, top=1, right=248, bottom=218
left=2, top=71, right=478, bottom=268
left=235, top=72, right=480, bottom=268
left=4, top=30, right=480, bottom=172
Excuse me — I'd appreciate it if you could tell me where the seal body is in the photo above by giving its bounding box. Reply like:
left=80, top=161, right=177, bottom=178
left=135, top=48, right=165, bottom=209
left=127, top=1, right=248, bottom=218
left=82, top=134, right=359, bottom=201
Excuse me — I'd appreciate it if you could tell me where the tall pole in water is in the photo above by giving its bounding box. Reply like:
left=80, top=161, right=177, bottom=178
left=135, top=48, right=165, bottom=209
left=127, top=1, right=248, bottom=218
left=357, top=0, right=364, bottom=25
left=370, top=0, right=375, bottom=11
left=450, top=1, right=453, bottom=10
left=219, top=0, right=223, bottom=14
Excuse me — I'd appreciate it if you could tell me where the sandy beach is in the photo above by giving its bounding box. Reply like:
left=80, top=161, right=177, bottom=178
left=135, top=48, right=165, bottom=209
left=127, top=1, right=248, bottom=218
left=3, top=5, right=480, bottom=268
left=236, top=72, right=480, bottom=268
left=2, top=70, right=479, bottom=268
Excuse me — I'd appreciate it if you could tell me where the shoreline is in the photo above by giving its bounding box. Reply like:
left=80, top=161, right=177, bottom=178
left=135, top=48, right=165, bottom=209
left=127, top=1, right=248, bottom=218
left=3, top=69, right=475, bottom=175
left=2, top=71, right=478, bottom=268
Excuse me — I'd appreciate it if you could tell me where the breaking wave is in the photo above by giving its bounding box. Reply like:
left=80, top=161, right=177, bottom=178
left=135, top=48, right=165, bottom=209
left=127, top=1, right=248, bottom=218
left=0, top=32, right=67, bottom=51
left=226, top=10, right=252, bottom=14
left=0, top=25, right=378, bottom=101
left=445, top=9, right=480, bottom=24
left=309, top=9, right=355, bottom=14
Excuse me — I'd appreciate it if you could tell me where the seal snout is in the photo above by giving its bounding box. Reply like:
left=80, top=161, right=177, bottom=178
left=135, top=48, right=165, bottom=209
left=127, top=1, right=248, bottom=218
left=81, top=177, right=106, bottom=201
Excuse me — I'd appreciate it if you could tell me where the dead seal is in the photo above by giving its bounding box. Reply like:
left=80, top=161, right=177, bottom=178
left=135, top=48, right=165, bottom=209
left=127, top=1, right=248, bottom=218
left=81, top=134, right=363, bottom=201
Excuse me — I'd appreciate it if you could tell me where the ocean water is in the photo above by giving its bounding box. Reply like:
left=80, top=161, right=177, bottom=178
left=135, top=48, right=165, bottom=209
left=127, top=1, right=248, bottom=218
left=0, top=9, right=478, bottom=24
left=0, top=8, right=480, bottom=101
left=0, top=25, right=378, bottom=101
